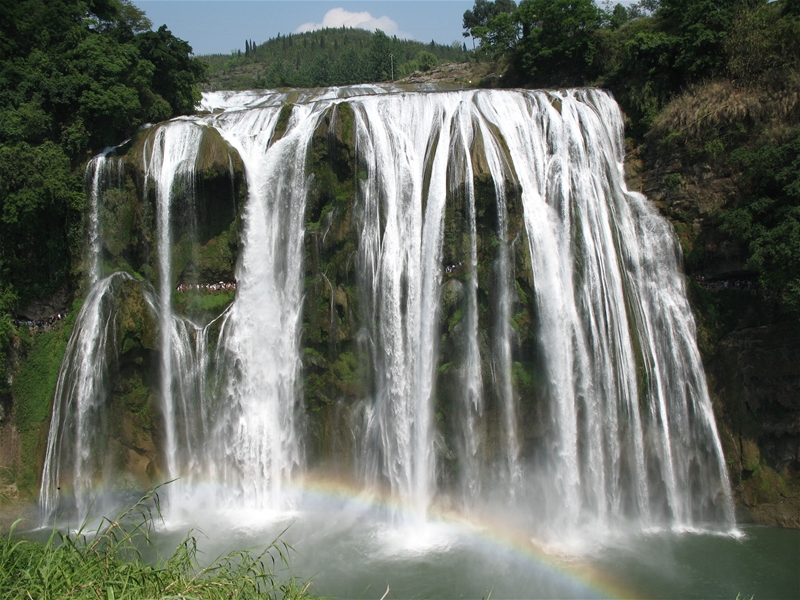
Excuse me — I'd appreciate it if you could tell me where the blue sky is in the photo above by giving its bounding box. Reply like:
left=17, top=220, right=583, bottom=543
left=131, top=1, right=474, bottom=56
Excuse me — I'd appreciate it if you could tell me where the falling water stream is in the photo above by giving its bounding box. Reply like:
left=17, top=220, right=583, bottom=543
left=32, top=86, right=774, bottom=598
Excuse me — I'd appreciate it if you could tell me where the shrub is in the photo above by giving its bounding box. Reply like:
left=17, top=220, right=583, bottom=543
left=0, top=489, right=313, bottom=599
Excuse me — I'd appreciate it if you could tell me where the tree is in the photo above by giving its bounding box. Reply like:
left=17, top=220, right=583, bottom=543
left=368, top=30, right=394, bottom=81
left=654, top=0, right=738, bottom=76
left=514, top=0, right=602, bottom=82
left=0, top=0, right=206, bottom=318
left=463, top=0, right=518, bottom=37
left=463, top=0, right=518, bottom=50
left=310, top=54, right=332, bottom=87
left=416, top=51, right=439, bottom=72
left=723, top=130, right=800, bottom=312
left=134, top=25, right=207, bottom=118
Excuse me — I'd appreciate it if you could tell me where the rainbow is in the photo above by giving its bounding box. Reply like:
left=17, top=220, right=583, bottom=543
left=280, top=473, right=637, bottom=599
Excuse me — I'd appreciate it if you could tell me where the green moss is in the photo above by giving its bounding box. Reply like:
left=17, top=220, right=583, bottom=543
left=744, top=463, right=787, bottom=505
left=10, top=303, right=80, bottom=497
left=664, top=172, right=683, bottom=190
left=196, top=125, right=239, bottom=178
left=512, top=361, right=533, bottom=394
left=117, top=371, right=152, bottom=435
left=175, top=290, right=235, bottom=320
left=15, top=439, right=38, bottom=495
left=448, top=308, right=463, bottom=332
left=336, top=102, right=355, bottom=148
left=116, top=281, right=157, bottom=351
left=12, top=321, right=76, bottom=434
left=274, top=103, right=294, bottom=141
left=101, top=186, right=137, bottom=259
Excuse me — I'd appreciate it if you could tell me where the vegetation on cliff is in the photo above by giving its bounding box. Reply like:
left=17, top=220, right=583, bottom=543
left=0, top=0, right=207, bottom=409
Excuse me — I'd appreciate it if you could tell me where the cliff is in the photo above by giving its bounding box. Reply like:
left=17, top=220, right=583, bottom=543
left=2, top=91, right=797, bottom=529
left=626, top=112, right=800, bottom=527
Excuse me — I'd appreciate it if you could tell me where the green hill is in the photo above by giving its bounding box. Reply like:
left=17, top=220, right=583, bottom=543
left=200, top=27, right=472, bottom=90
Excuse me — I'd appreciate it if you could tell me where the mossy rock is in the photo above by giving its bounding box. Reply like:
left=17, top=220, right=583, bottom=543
left=117, top=124, right=245, bottom=291
left=115, top=279, right=158, bottom=353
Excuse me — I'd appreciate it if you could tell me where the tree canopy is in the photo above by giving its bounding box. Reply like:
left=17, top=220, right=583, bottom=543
left=0, top=0, right=206, bottom=332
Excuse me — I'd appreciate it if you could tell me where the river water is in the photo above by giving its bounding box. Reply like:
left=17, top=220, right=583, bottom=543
left=146, top=488, right=798, bottom=600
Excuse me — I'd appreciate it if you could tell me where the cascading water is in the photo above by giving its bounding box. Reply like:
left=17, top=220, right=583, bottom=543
left=196, top=101, right=328, bottom=509
left=352, top=95, right=459, bottom=514
left=39, top=272, right=132, bottom=521
left=85, top=151, right=125, bottom=285
left=476, top=89, right=735, bottom=539
left=142, top=120, right=204, bottom=488
left=40, top=87, right=735, bottom=544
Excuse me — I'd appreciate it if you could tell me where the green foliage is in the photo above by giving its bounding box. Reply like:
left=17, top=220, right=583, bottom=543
left=512, top=360, right=534, bottom=395
left=464, top=0, right=797, bottom=136
left=0, top=0, right=206, bottom=152
left=135, top=25, right=207, bottom=117
left=722, top=129, right=800, bottom=312
left=305, top=349, right=365, bottom=404
left=0, top=490, right=313, bottom=599
left=725, top=1, right=800, bottom=84
left=11, top=306, right=78, bottom=434
left=463, top=0, right=519, bottom=53
left=514, top=0, right=602, bottom=83
left=175, top=290, right=235, bottom=320
left=0, top=1, right=205, bottom=408
left=0, top=142, right=83, bottom=306
left=414, top=51, right=439, bottom=72
left=665, top=172, right=683, bottom=190
left=201, top=28, right=471, bottom=90
left=0, top=290, right=15, bottom=398
left=470, top=9, right=521, bottom=61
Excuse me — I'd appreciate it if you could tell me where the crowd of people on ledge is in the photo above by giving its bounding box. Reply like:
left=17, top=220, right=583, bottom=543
left=694, top=274, right=771, bottom=293
left=175, top=281, right=237, bottom=293
left=14, top=312, right=68, bottom=331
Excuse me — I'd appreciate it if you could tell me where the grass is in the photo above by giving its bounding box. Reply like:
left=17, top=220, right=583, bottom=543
left=0, top=489, right=313, bottom=599
left=10, top=307, right=80, bottom=497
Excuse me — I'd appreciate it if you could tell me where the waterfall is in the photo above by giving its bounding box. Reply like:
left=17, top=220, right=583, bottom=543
left=85, top=150, right=124, bottom=286
left=40, top=87, right=735, bottom=540
left=352, top=94, right=482, bottom=514
left=142, top=120, right=203, bottom=484
left=198, top=101, right=327, bottom=508
left=39, top=272, right=132, bottom=521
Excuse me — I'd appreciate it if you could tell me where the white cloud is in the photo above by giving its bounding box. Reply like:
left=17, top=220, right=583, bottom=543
left=295, top=8, right=411, bottom=38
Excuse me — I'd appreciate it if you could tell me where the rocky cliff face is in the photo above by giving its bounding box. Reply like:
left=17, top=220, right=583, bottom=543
left=627, top=143, right=800, bottom=528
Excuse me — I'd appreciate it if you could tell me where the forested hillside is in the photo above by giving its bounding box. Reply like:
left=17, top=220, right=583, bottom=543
left=0, top=0, right=206, bottom=400
left=201, top=28, right=471, bottom=90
